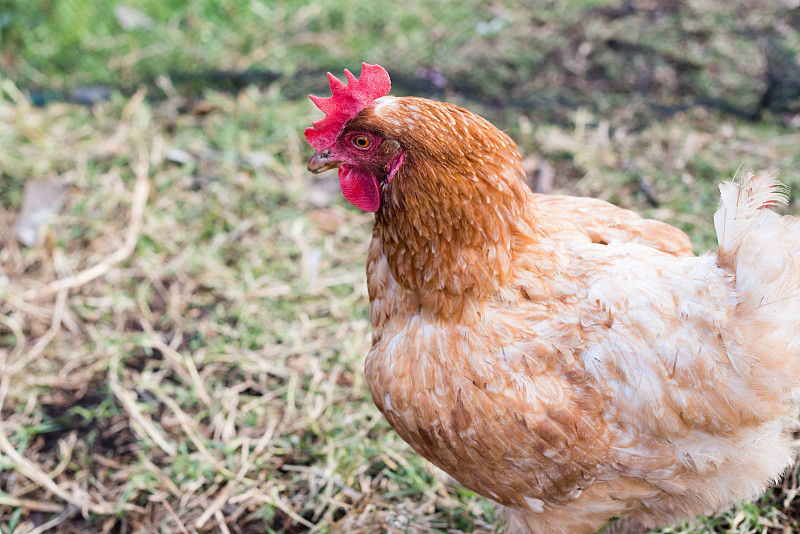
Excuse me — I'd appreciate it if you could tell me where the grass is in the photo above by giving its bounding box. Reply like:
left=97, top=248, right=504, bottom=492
left=1, top=1, right=800, bottom=533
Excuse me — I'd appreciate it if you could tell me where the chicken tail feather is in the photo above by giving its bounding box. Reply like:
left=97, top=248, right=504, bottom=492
left=714, top=170, right=789, bottom=265
left=714, top=170, right=800, bottom=399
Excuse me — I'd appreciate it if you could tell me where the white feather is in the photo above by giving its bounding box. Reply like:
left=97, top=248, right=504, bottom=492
left=714, top=170, right=788, bottom=256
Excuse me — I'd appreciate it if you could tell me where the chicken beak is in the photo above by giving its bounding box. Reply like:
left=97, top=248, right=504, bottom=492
left=307, top=151, right=342, bottom=174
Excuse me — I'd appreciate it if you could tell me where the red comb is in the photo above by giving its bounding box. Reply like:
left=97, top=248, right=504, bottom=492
left=304, top=63, right=391, bottom=151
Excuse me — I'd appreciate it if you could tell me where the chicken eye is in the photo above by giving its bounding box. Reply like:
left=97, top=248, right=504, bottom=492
left=352, top=136, right=371, bottom=149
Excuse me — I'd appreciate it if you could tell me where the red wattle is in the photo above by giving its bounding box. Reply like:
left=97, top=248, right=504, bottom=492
left=338, top=165, right=380, bottom=212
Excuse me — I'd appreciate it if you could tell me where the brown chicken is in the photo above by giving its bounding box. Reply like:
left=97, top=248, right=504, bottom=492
left=304, top=63, right=800, bottom=533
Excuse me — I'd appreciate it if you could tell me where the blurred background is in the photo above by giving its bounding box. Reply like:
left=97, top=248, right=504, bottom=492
left=1, top=1, right=799, bottom=533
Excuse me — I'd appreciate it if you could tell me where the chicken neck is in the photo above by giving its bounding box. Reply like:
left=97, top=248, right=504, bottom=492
left=373, top=150, right=541, bottom=322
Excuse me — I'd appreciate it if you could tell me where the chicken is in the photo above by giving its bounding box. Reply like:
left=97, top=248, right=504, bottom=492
left=304, top=63, right=800, bottom=534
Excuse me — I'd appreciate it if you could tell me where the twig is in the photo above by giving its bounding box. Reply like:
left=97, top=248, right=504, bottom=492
left=140, top=455, right=183, bottom=498
left=280, top=465, right=363, bottom=500
left=195, top=481, right=237, bottom=528
left=0, top=314, right=25, bottom=362
left=0, top=380, right=90, bottom=513
left=26, top=505, right=79, bottom=534
left=215, top=509, right=232, bottom=534
left=0, top=418, right=111, bottom=514
left=6, top=288, right=68, bottom=375
left=50, top=431, right=78, bottom=479
left=195, top=417, right=280, bottom=528
left=162, top=500, right=191, bottom=534
left=254, top=487, right=315, bottom=529
left=0, top=495, right=64, bottom=513
left=139, top=323, right=213, bottom=407
left=109, top=355, right=177, bottom=457
left=152, top=390, right=235, bottom=478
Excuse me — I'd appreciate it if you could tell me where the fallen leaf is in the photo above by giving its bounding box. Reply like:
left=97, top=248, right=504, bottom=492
left=13, top=181, right=70, bottom=247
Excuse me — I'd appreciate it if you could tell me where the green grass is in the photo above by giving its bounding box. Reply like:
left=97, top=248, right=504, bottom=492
left=0, top=1, right=799, bottom=533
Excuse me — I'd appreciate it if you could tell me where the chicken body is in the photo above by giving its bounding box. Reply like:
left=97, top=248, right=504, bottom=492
left=366, top=181, right=798, bottom=532
left=305, top=66, right=800, bottom=533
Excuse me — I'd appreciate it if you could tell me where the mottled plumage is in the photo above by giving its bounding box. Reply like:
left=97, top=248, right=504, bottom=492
left=305, top=64, right=800, bottom=533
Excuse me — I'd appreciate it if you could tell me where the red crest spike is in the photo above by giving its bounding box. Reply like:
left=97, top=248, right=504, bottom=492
left=305, top=63, right=392, bottom=151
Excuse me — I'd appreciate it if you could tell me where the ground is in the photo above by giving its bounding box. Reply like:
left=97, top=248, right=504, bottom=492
left=1, top=1, right=800, bottom=533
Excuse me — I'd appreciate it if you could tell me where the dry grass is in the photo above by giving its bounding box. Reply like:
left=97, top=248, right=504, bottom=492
left=0, top=73, right=799, bottom=534
left=0, top=80, right=496, bottom=533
